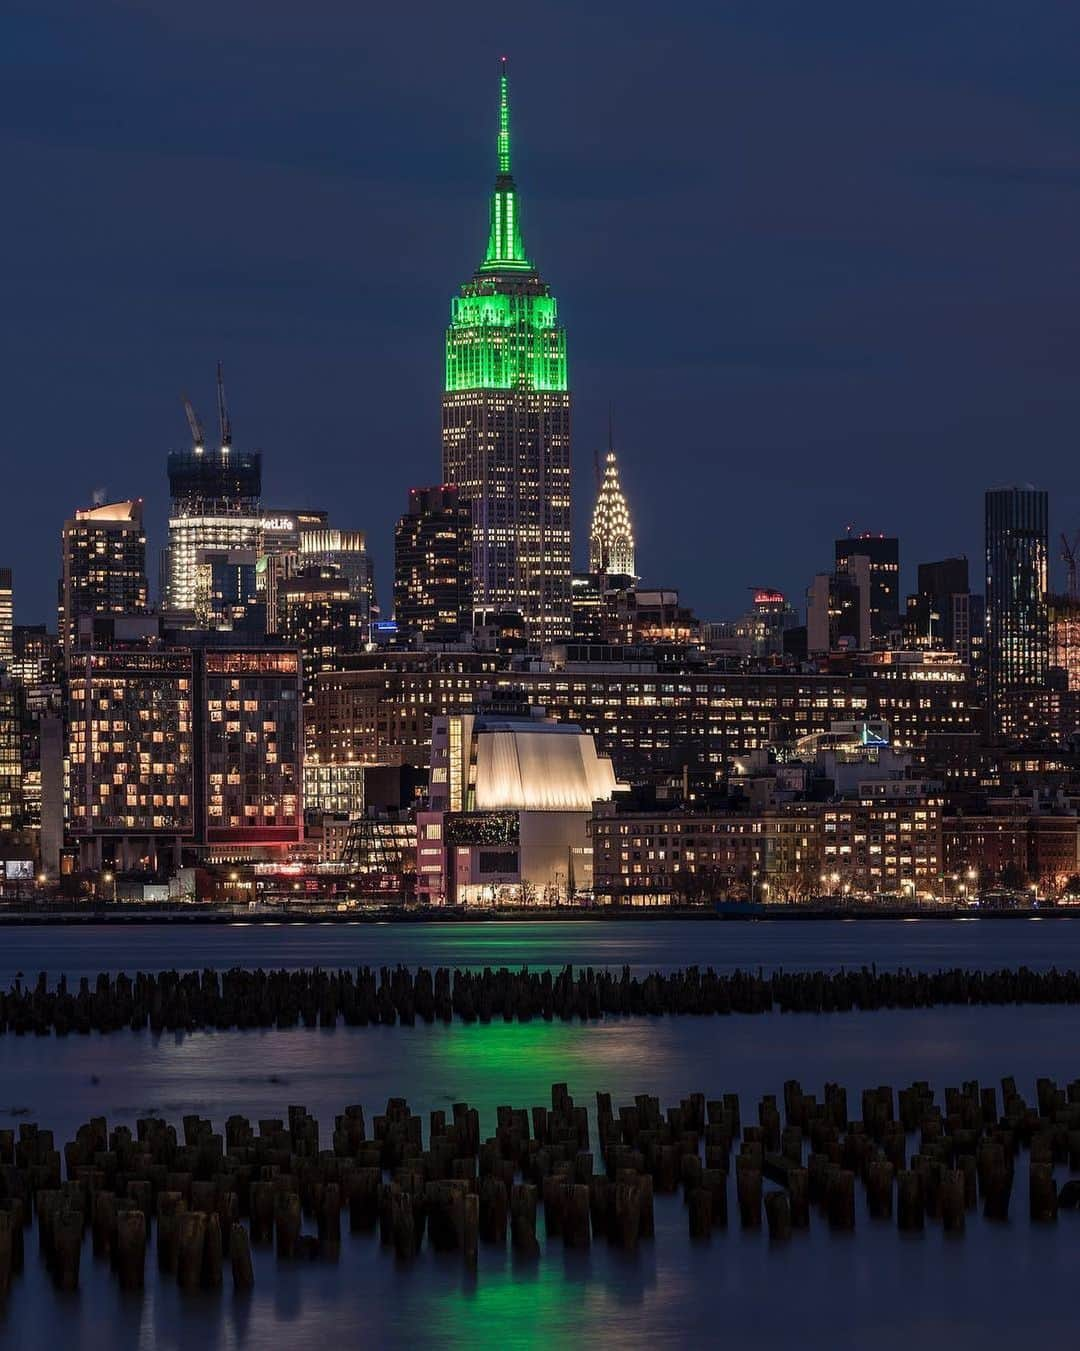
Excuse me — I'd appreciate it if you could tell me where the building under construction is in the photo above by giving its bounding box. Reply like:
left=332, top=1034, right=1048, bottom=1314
left=163, top=366, right=263, bottom=623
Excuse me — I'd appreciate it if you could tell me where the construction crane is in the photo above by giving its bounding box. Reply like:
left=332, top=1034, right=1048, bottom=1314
left=182, top=394, right=206, bottom=453
left=1061, top=531, right=1080, bottom=600
left=216, top=360, right=232, bottom=450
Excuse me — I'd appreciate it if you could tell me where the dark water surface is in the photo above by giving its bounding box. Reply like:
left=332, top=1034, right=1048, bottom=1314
left=1, top=914, right=1077, bottom=986
left=1, top=920, right=1079, bottom=1349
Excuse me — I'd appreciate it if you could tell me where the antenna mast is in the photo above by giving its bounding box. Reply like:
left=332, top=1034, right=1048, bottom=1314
left=216, top=361, right=232, bottom=450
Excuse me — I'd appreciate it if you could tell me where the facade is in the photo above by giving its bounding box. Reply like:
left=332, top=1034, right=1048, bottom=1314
left=66, top=644, right=302, bottom=869
left=393, top=486, right=473, bottom=641
left=197, top=648, right=303, bottom=857
left=0, top=568, right=12, bottom=670
left=60, top=499, right=148, bottom=657
left=1048, top=594, right=1080, bottom=693
left=67, top=649, right=196, bottom=870
left=591, top=801, right=822, bottom=905
left=310, top=655, right=975, bottom=783
left=418, top=709, right=618, bottom=904
left=589, top=450, right=636, bottom=582
left=303, top=761, right=366, bottom=818
left=278, top=569, right=368, bottom=700
left=441, top=63, right=572, bottom=644
left=905, top=557, right=980, bottom=666
left=0, top=676, right=22, bottom=838
left=705, top=590, right=800, bottom=661
left=192, top=548, right=260, bottom=631
left=256, top=508, right=329, bottom=633
left=299, top=529, right=374, bottom=624
left=808, top=555, right=871, bottom=654
left=835, top=534, right=900, bottom=638
left=985, top=486, right=1049, bottom=737
left=597, top=589, right=701, bottom=647
left=592, top=784, right=943, bottom=904
left=942, top=807, right=1078, bottom=895
left=164, top=411, right=263, bottom=622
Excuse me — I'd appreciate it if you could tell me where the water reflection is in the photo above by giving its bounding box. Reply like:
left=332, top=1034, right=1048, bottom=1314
left=3, top=924, right=1080, bottom=1348
left=4, top=916, right=1080, bottom=988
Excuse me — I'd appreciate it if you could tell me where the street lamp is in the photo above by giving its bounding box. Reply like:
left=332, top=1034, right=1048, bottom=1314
left=102, top=871, right=116, bottom=902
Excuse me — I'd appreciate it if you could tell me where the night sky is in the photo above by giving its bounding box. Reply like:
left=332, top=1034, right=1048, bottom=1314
left=4, top=1, right=1080, bottom=627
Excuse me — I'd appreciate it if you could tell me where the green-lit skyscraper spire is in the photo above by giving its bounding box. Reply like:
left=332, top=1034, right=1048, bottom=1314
left=442, top=61, right=572, bottom=644
left=481, top=59, right=530, bottom=272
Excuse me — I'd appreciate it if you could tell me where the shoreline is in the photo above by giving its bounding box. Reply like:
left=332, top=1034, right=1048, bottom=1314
left=0, top=903, right=1072, bottom=926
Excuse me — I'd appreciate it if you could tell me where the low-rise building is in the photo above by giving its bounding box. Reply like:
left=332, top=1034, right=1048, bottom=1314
left=417, top=708, right=619, bottom=905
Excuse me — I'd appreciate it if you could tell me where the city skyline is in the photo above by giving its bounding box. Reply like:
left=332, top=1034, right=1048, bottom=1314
left=5, top=3, right=1080, bottom=625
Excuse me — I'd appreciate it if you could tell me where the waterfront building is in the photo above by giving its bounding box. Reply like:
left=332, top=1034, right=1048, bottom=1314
left=985, top=486, right=1049, bottom=737
left=59, top=499, right=148, bottom=658
left=66, top=648, right=196, bottom=871
left=65, top=643, right=302, bottom=870
left=196, top=646, right=303, bottom=860
left=0, top=675, right=22, bottom=838
left=942, top=805, right=1078, bottom=896
left=393, top=486, right=473, bottom=642
left=591, top=778, right=943, bottom=905
left=417, top=707, right=618, bottom=904
left=442, top=62, right=572, bottom=644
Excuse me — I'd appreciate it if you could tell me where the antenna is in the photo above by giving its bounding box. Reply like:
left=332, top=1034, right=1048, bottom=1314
left=182, top=394, right=206, bottom=452
left=216, top=361, right=232, bottom=450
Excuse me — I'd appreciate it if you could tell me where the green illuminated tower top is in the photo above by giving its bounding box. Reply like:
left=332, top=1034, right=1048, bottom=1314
left=444, top=60, right=567, bottom=393
left=480, top=58, right=531, bottom=273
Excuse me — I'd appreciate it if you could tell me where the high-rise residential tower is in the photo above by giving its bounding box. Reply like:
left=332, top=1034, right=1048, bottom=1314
left=985, top=485, right=1049, bottom=735
left=60, top=499, right=149, bottom=658
left=0, top=569, right=12, bottom=671
left=394, top=486, right=473, bottom=642
left=441, top=62, right=572, bottom=645
left=589, top=449, right=636, bottom=584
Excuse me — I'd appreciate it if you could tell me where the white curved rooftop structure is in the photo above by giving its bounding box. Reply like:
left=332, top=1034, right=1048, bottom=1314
left=474, top=723, right=618, bottom=812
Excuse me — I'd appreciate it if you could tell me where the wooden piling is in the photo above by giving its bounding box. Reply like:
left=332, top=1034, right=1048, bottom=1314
left=762, top=1190, right=788, bottom=1242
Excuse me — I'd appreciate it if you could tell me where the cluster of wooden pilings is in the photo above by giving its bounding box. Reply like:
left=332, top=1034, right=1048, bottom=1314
left=3, top=962, right=1080, bottom=1035
left=2, top=1072, right=1080, bottom=1297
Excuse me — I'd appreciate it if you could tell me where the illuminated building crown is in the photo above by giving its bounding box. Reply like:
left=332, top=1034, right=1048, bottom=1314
left=589, top=449, right=636, bottom=579
left=444, top=60, right=567, bottom=393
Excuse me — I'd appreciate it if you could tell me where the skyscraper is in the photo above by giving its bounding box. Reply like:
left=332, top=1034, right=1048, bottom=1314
left=164, top=372, right=263, bottom=623
left=394, top=486, right=473, bottom=642
left=835, top=534, right=900, bottom=639
left=60, top=499, right=149, bottom=658
left=0, top=569, right=12, bottom=671
left=589, top=449, right=636, bottom=584
left=441, top=61, right=572, bottom=645
left=904, top=557, right=982, bottom=668
left=985, top=485, right=1048, bottom=735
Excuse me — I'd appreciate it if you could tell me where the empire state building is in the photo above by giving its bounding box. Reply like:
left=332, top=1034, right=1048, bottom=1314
left=442, top=61, right=572, bottom=644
